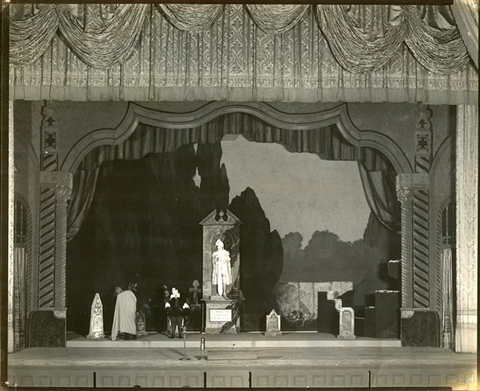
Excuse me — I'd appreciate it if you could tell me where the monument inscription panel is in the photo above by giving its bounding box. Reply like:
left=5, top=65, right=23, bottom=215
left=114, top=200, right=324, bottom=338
left=210, top=309, right=232, bottom=322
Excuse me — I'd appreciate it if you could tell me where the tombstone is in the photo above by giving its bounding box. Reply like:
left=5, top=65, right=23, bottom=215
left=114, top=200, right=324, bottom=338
left=337, top=307, right=355, bottom=339
left=187, top=280, right=202, bottom=332
left=87, top=293, right=104, bottom=339
left=317, top=292, right=339, bottom=334
left=189, top=280, right=201, bottom=305
left=136, top=311, right=147, bottom=337
left=265, top=310, right=282, bottom=337
left=200, top=209, right=242, bottom=334
left=375, top=290, right=400, bottom=338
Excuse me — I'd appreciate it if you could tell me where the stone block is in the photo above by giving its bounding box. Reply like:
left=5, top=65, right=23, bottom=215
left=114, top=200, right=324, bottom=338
left=354, top=317, right=364, bottom=336
left=317, top=292, right=339, bottom=335
left=375, top=290, right=400, bottom=339
left=28, top=310, right=66, bottom=347
left=205, top=300, right=239, bottom=334
left=364, top=306, right=376, bottom=338
left=401, top=310, right=440, bottom=347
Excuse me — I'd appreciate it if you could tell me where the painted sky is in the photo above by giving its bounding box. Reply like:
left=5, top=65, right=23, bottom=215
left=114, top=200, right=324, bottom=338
left=217, top=135, right=371, bottom=245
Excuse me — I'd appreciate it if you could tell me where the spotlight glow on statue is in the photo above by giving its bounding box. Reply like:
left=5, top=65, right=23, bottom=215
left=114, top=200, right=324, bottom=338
left=212, top=239, right=232, bottom=298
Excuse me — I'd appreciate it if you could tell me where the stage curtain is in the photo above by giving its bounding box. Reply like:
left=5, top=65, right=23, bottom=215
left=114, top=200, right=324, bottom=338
left=67, top=168, right=99, bottom=241
left=246, top=4, right=309, bottom=33
left=316, top=5, right=469, bottom=74
left=67, top=114, right=398, bottom=240
left=10, top=4, right=148, bottom=69
left=315, top=5, right=406, bottom=73
left=156, top=4, right=223, bottom=33
left=451, top=0, right=478, bottom=68
left=358, top=163, right=400, bottom=232
left=9, top=4, right=477, bottom=104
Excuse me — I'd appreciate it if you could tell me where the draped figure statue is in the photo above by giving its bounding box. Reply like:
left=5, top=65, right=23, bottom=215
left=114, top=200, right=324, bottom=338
left=212, top=239, right=232, bottom=298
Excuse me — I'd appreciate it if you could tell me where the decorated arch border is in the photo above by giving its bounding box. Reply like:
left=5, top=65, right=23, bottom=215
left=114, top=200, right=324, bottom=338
left=62, top=101, right=413, bottom=175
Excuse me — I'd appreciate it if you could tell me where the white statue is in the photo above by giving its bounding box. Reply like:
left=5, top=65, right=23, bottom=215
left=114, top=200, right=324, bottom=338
left=87, top=293, right=104, bottom=339
left=212, top=239, right=232, bottom=298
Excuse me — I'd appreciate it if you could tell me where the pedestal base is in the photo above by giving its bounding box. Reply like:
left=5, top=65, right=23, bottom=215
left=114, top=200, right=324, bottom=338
left=205, top=300, right=240, bottom=334
left=28, top=309, right=66, bottom=347
left=401, top=309, right=439, bottom=347
left=337, top=334, right=356, bottom=340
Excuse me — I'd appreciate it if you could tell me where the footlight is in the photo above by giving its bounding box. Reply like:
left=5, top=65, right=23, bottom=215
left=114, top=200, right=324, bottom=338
left=200, top=337, right=206, bottom=360
left=179, top=326, right=191, bottom=361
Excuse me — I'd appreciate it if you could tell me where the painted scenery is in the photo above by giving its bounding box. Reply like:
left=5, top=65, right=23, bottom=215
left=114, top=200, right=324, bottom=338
left=67, top=135, right=399, bottom=334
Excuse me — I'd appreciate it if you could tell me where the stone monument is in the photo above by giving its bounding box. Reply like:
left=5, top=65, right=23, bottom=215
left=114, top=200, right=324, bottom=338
left=338, top=307, right=355, bottom=339
left=200, top=209, right=242, bottom=334
left=87, top=293, right=104, bottom=339
left=265, top=310, right=282, bottom=336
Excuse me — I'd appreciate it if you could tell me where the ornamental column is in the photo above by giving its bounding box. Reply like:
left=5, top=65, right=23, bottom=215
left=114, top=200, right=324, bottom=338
left=396, top=180, right=413, bottom=309
left=28, top=103, right=73, bottom=347
left=54, top=183, right=72, bottom=312
left=397, top=172, right=437, bottom=347
left=455, top=105, right=478, bottom=354
left=7, top=101, right=15, bottom=352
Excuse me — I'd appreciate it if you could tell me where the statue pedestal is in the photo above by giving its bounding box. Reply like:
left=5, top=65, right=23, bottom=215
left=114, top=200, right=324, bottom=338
left=205, top=298, right=240, bottom=334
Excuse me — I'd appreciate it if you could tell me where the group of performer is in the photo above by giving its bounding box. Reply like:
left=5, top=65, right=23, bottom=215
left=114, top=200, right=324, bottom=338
left=87, top=238, right=231, bottom=340
left=88, top=282, right=191, bottom=341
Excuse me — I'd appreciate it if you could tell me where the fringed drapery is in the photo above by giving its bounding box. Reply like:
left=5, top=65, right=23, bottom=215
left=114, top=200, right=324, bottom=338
left=67, top=114, right=398, bottom=240
left=10, top=4, right=148, bottom=69
left=451, top=0, right=479, bottom=68
left=246, top=5, right=309, bottom=33
left=156, top=4, right=223, bottom=33
left=403, top=6, right=470, bottom=74
left=9, top=4, right=477, bottom=104
left=317, top=5, right=470, bottom=74
left=316, top=5, right=406, bottom=73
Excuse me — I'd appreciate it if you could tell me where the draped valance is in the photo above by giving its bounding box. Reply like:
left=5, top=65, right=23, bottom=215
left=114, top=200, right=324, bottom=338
left=9, top=4, right=478, bottom=104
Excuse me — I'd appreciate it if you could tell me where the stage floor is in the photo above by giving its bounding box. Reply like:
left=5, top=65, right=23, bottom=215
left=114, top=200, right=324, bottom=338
left=7, top=333, right=477, bottom=389
left=66, top=330, right=402, bottom=348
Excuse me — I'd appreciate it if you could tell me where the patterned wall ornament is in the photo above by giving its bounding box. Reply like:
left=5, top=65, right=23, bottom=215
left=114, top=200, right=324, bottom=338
left=411, top=104, right=432, bottom=310
left=40, top=102, right=58, bottom=170
left=415, top=104, right=433, bottom=162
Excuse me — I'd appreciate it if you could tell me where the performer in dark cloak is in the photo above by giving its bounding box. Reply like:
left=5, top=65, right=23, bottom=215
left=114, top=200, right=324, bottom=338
left=165, top=287, right=190, bottom=338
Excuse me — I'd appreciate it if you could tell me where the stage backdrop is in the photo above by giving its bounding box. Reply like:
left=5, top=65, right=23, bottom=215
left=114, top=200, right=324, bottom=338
left=67, top=136, right=398, bottom=334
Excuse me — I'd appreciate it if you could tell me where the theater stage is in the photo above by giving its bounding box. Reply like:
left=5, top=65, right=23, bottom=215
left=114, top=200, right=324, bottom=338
left=7, top=332, right=476, bottom=389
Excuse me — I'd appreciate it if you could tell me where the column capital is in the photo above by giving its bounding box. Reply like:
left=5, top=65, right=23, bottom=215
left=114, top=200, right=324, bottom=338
left=396, top=187, right=413, bottom=204
left=55, top=186, right=72, bottom=205
left=396, top=173, right=429, bottom=191
left=40, top=171, right=73, bottom=189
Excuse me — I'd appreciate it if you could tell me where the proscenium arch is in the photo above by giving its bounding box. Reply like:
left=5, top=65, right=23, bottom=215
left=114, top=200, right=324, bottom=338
left=61, top=101, right=413, bottom=175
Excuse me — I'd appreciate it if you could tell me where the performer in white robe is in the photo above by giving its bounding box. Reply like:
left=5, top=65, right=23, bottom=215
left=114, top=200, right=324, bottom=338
left=111, top=283, right=137, bottom=341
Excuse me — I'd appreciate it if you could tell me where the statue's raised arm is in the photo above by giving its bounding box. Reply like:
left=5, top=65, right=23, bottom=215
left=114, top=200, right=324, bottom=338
left=212, top=239, right=232, bottom=298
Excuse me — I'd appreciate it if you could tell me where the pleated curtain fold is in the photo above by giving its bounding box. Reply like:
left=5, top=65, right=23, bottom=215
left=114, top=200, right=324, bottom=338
left=9, top=4, right=477, bottom=104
